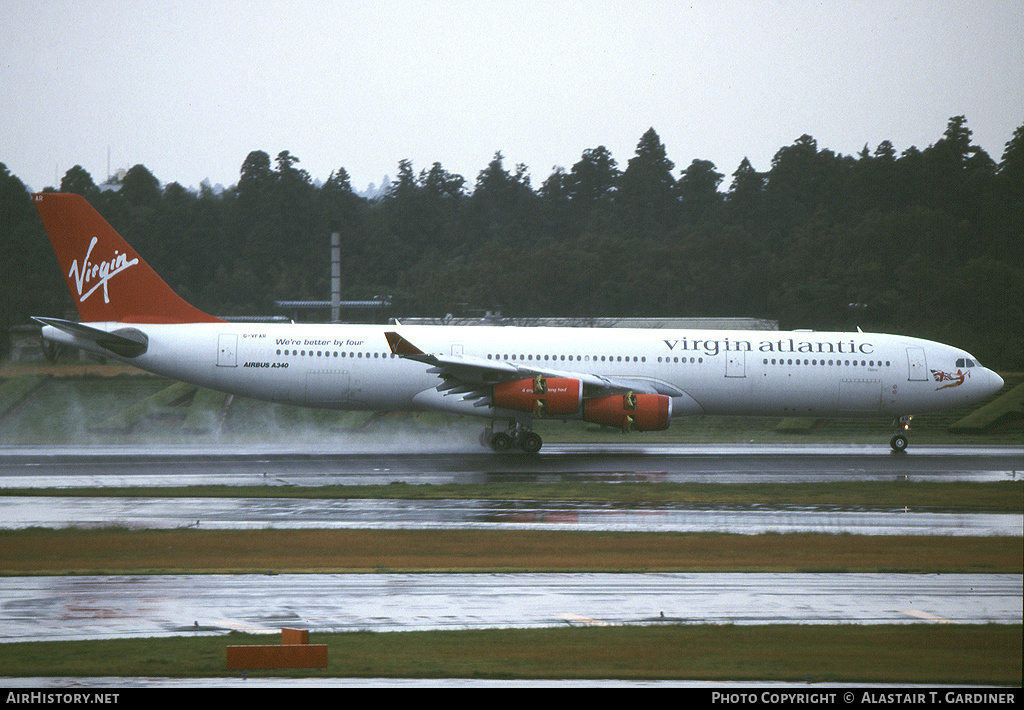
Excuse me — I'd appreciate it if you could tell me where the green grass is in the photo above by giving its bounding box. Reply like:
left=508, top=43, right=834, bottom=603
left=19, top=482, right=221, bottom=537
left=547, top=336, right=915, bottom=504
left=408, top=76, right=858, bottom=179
left=0, top=625, right=1019, bottom=684
left=2, top=528, right=1020, bottom=575
left=951, top=381, right=1024, bottom=432
left=0, top=373, right=50, bottom=419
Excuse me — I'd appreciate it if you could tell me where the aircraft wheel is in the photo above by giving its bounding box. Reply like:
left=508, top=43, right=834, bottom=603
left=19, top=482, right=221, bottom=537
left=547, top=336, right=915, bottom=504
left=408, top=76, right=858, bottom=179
left=519, top=431, right=543, bottom=454
left=889, top=434, right=908, bottom=453
left=489, top=432, right=514, bottom=452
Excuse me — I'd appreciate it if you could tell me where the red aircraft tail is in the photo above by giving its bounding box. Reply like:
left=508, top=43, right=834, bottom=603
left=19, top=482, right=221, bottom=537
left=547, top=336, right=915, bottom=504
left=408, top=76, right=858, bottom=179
left=33, top=193, right=222, bottom=324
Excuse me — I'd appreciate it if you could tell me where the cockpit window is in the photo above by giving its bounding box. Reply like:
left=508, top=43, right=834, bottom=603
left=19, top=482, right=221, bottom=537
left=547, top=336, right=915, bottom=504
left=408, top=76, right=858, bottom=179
left=955, top=358, right=977, bottom=368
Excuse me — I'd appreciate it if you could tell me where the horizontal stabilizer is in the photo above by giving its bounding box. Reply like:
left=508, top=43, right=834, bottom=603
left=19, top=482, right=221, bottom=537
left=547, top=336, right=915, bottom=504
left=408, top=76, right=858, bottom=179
left=33, top=317, right=149, bottom=358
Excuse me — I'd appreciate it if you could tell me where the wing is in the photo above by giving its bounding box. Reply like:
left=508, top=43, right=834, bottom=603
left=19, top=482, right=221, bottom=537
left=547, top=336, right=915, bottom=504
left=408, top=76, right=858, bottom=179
left=384, top=331, right=683, bottom=410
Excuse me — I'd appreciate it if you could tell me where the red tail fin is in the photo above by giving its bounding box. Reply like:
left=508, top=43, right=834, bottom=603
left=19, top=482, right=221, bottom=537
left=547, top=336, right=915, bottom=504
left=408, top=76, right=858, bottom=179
left=33, top=193, right=222, bottom=324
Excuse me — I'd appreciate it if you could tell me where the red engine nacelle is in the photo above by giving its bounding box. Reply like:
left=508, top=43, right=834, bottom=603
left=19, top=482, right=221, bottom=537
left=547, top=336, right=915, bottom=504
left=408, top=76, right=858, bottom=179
left=583, top=393, right=672, bottom=432
left=493, top=377, right=582, bottom=416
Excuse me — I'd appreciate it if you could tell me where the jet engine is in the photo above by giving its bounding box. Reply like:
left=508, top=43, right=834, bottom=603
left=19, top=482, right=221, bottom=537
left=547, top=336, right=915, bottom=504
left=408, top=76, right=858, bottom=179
left=583, top=393, right=672, bottom=432
left=493, top=376, right=582, bottom=416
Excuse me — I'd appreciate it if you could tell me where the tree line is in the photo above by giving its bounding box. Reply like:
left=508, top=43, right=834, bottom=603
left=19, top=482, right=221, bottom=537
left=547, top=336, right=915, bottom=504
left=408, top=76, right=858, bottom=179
left=1, top=116, right=1021, bottom=369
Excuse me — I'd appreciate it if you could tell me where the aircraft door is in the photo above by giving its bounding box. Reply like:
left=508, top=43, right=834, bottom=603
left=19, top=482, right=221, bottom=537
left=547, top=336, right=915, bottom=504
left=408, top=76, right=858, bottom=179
left=217, top=333, right=237, bottom=367
left=725, top=351, right=746, bottom=378
left=906, top=347, right=927, bottom=381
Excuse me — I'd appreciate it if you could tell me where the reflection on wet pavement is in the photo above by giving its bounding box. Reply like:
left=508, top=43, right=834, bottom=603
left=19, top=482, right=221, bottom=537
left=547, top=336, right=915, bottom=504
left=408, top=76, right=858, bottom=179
left=1, top=496, right=1020, bottom=536
left=2, top=573, right=1021, bottom=643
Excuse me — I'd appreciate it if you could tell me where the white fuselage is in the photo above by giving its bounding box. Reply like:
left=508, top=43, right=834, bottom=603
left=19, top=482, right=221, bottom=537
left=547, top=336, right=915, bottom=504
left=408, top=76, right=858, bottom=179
left=43, top=322, right=1004, bottom=422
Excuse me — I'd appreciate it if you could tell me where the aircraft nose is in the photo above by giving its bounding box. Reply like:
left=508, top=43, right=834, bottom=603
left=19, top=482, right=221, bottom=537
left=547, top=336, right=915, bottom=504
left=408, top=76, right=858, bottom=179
left=988, top=369, right=1004, bottom=395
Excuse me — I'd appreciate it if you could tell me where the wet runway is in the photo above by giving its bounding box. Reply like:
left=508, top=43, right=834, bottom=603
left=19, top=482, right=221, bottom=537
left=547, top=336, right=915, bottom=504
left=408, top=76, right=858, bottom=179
left=3, top=573, right=1020, bottom=643
left=2, top=496, right=1021, bottom=536
left=2, top=444, right=1020, bottom=535
left=1, top=444, right=1020, bottom=648
left=1, top=443, right=1021, bottom=486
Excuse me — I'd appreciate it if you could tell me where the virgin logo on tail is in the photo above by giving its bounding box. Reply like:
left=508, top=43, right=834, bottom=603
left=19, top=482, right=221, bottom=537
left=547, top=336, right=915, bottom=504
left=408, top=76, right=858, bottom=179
left=68, top=236, right=139, bottom=304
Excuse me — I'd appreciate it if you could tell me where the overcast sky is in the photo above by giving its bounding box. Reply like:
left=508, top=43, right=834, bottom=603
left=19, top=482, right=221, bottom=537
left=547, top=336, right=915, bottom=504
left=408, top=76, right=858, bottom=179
left=3, top=0, right=1022, bottom=194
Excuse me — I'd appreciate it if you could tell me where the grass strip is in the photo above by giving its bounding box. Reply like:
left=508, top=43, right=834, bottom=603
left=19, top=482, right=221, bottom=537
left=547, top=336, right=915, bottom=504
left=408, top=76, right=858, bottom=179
left=3, top=480, right=1021, bottom=512
left=950, top=381, right=1024, bottom=432
left=0, top=624, right=1019, bottom=685
left=1, top=528, right=1020, bottom=575
left=0, top=374, right=50, bottom=418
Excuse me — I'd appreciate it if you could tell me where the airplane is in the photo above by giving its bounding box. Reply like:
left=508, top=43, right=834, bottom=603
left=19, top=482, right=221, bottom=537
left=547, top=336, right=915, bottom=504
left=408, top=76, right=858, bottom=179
left=29, top=192, right=1005, bottom=453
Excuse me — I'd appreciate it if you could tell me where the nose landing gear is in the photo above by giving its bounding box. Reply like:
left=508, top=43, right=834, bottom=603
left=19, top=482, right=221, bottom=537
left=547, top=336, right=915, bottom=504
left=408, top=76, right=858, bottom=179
left=890, top=415, right=912, bottom=452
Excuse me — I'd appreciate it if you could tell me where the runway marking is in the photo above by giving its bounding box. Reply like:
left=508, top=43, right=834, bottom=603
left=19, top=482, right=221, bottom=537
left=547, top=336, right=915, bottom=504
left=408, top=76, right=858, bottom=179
left=899, top=609, right=958, bottom=623
left=556, top=613, right=611, bottom=626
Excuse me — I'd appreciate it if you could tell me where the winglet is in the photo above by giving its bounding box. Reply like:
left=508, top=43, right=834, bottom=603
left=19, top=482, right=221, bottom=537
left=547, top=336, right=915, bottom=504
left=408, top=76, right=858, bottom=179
left=32, top=193, right=222, bottom=324
left=385, top=331, right=425, bottom=356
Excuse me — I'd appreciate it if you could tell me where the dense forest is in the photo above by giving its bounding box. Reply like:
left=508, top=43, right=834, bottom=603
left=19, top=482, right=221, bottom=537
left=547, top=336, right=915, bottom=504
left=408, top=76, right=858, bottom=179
left=1, top=116, right=1022, bottom=368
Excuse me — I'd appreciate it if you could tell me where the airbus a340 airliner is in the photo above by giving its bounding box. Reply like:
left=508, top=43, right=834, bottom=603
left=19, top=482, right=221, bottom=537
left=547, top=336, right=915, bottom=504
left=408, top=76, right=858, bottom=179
left=31, top=192, right=1004, bottom=453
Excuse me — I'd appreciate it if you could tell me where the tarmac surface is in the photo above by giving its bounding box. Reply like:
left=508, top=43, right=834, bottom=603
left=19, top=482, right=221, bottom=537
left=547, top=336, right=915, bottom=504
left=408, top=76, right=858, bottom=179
left=2, top=495, right=1020, bottom=535
left=0, top=444, right=1020, bottom=649
left=1, top=443, right=1021, bottom=486
left=2, top=572, right=1021, bottom=644
left=2, top=443, right=1020, bottom=535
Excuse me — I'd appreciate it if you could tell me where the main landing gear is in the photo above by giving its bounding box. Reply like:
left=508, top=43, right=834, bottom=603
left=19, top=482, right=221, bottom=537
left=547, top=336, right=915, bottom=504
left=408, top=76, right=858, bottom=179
left=481, top=420, right=543, bottom=454
left=890, top=415, right=912, bottom=453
